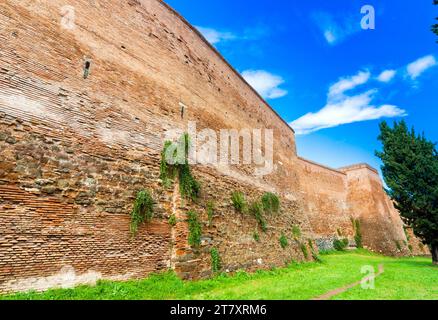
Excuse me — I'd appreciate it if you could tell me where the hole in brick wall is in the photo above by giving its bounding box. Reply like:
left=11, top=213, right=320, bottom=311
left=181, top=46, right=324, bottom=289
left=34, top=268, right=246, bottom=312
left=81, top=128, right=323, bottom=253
left=83, top=60, right=91, bottom=79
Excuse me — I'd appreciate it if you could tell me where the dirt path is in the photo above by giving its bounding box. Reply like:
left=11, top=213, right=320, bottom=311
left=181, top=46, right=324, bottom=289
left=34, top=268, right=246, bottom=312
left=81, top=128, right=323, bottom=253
left=312, top=264, right=385, bottom=300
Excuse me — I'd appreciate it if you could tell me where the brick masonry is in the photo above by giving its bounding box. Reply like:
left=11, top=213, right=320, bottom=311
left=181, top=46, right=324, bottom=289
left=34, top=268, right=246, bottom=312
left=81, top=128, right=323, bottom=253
left=0, top=0, right=429, bottom=293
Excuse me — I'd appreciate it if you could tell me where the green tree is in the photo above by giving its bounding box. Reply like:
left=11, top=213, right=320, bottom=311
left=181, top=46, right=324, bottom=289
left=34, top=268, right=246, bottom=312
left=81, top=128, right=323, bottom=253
left=376, top=121, right=438, bottom=264
left=433, top=0, right=438, bottom=41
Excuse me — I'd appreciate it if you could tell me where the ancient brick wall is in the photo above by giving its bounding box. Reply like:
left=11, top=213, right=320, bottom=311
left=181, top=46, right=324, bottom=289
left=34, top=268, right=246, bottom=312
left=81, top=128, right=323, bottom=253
left=0, top=0, right=424, bottom=293
left=295, top=157, right=354, bottom=242
left=0, top=0, right=310, bottom=293
left=340, top=164, right=410, bottom=255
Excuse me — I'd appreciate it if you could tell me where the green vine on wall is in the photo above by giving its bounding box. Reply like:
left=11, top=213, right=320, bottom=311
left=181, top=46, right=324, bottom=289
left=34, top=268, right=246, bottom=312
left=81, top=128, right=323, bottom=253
left=187, top=210, right=202, bottom=248
left=300, top=243, right=309, bottom=259
left=160, top=133, right=201, bottom=201
left=352, top=218, right=363, bottom=248
left=130, top=190, right=155, bottom=235
left=210, top=248, right=221, bottom=273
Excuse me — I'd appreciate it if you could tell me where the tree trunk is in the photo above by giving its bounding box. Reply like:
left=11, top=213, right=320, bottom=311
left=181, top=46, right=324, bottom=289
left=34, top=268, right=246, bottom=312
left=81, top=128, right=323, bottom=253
left=432, top=243, right=438, bottom=265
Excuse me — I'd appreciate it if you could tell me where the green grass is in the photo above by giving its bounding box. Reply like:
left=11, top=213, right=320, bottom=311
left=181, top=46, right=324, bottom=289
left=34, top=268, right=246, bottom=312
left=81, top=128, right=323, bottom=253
left=1, top=250, right=436, bottom=300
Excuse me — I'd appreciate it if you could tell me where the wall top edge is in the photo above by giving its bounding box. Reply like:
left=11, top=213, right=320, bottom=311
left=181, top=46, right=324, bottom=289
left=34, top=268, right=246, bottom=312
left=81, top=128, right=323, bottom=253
left=338, top=163, right=379, bottom=174
left=157, top=0, right=295, bottom=135
left=296, top=156, right=346, bottom=175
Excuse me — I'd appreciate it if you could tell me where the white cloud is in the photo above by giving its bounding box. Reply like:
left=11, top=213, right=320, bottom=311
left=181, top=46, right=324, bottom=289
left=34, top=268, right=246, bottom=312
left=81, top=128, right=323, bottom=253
left=195, top=26, right=236, bottom=45
left=377, top=70, right=396, bottom=83
left=406, top=55, right=437, bottom=79
left=241, top=70, right=288, bottom=99
left=290, top=71, right=406, bottom=135
left=313, top=12, right=360, bottom=46
left=324, top=30, right=337, bottom=44
left=328, top=71, right=370, bottom=99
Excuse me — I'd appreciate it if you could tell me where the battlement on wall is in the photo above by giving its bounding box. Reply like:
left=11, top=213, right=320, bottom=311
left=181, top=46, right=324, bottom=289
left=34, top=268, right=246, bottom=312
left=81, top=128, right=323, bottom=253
left=339, top=163, right=379, bottom=175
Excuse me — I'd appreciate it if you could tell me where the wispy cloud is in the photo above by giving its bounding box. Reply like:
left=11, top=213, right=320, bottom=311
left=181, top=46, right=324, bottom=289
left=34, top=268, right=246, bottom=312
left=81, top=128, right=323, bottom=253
left=312, top=12, right=361, bottom=45
left=241, top=70, right=288, bottom=99
left=290, top=71, right=406, bottom=135
left=328, top=71, right=370, bottom=98
left=406, top=55, right=437, bottom=80
left=195, top=25, right=269, bottom=46
left=377, top=70, right=396, bottom=83
left=195, top=26, right=236, bottom=45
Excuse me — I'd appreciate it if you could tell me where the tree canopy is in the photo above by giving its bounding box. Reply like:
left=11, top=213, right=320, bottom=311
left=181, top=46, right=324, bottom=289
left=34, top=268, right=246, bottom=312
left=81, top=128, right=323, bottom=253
left=376, top=120, right=438, bottom=264
left=433, top=0, right=438, bottom=41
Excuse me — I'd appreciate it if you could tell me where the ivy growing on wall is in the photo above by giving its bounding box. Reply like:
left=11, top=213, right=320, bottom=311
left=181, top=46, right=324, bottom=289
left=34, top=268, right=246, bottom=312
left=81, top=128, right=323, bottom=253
left=130, top=190, right=155, bottom=235
left=352, top=218, right=363, bottom=248
left=160, top=133, right=201, bottom=201
left=210, top=248, right=221, bottom=273
left=187, top=210, right=202, bottom=247
left=160, top=141, right=177, bottom=188
left=300, top=243, right=309, bottom=259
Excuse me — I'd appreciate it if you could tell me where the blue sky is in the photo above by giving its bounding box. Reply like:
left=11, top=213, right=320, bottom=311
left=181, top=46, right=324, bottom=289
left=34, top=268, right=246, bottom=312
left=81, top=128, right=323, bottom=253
left=166, top=0, right=438, bottom=172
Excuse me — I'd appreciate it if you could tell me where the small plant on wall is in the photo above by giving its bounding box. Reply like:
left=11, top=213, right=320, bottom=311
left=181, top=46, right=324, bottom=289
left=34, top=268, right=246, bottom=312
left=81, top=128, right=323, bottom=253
left=168, top=214, right=177, bottom=226
left=210, top=248, right=221, bottom=273
left=249, top=201, right=267, bottom=232
left=253, top=231, right=260, bottom=242
left=130, top=190, right=155, bottom=235
left=187, top=210, right=202, bottom=247
left=300, top=243, right=309, bottom=259
left=231, top=191, right=247, bottom=213
left=292, top=225, right=301, bottom=240
left=279, top=233, right=288, bottom=249
left=333, top=238, right=349, bottom=251
left=261, top=192, right=280, bottom=214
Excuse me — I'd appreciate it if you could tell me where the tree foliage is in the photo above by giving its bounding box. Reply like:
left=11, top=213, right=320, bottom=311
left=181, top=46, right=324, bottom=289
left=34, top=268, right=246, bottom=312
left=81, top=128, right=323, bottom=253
left=376, top=120, right=438, bottom=263
left=433, top=0, right=438, bottom=41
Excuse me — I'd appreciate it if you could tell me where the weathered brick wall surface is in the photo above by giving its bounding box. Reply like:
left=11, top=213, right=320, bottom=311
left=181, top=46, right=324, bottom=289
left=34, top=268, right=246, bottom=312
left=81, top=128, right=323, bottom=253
left=296, top=157, right=354, bottom=240
left=0, top=0, right=427, bottom=293
left=0, top=0, right=308, bottom=293
left=341, top=165, right=411, bottom=255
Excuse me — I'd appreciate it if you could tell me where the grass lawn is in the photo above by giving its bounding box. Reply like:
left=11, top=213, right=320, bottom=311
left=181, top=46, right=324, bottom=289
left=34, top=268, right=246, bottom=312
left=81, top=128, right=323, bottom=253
left=1, top=250, right=436, bottom=300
